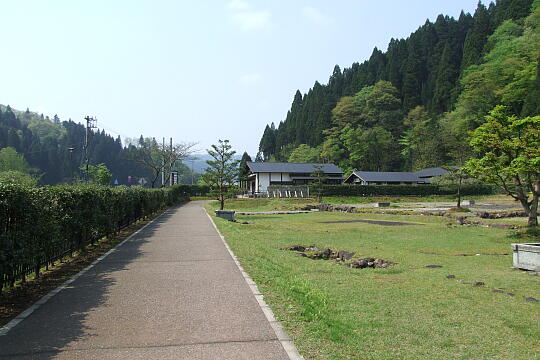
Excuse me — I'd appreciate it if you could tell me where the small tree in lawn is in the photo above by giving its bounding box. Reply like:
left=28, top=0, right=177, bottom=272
left=311, top=164, right=327, bottom=202
left=444, top=127, right=472, bottom=209
left=432, top=167, right=481, bottom=210
left=203, top=140, right=239, bottom=210
left=447, top=167, right=467, bottom=209
left=465, top=106, right=540, bottom=227
left=437, top=112, right=476, bottom=209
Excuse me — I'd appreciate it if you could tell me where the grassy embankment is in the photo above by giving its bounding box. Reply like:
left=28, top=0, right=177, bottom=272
left=206, top=199, right=539, bottom=360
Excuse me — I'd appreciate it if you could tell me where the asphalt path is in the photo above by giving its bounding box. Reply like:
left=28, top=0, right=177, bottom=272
left=0, top=201, right=292, bottom=359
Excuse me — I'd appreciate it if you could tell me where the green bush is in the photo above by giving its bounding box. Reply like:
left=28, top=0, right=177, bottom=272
left=322, top=184, right=495, bottom=196
left=173, top=184, right=210, bottom=196
left=0, top=184, right=188, bottom=293
left=268, top=184, right=495, bottom=197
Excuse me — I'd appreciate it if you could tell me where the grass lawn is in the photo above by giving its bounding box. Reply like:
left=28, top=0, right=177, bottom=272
left=205, top=201, right=539, bottom=360
left=214, top=194, right=513, bottom=213
left=320, top=194, right=500, bottom=205
left=214, top=197, right=319, bottom=212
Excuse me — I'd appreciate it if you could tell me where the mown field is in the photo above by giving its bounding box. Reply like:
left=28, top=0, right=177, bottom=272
left=215, top=195, right=514, bottom=212
left=206, top=199, right=539, bottom=360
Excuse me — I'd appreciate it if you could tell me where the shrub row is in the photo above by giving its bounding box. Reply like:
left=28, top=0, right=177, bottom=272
left=306, top=184, right=495, bottom=197
left=173, top=184, right=210, bottom=196
left=0, top=184, right=188, bottom=294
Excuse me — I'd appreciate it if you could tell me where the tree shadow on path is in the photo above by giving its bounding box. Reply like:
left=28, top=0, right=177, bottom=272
left=0, top=205, right=182, bottom=359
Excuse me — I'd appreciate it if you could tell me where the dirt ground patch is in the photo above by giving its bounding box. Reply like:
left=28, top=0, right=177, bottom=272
left=319, top=219, right=424, bottom=226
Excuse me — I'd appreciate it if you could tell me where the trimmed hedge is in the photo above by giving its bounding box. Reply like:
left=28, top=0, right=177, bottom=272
left=270, top=184, right=495, bottom=197
left=0, top=184, right=188, bottom=293
left=173, top=184, right=210, bottom=196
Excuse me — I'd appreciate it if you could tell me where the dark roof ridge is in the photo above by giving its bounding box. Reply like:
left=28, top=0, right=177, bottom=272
left=246, top=162, right=344, bottom=174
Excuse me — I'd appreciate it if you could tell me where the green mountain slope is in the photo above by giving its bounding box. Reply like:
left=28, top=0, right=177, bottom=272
left=258, top=0, right=537, bottom=175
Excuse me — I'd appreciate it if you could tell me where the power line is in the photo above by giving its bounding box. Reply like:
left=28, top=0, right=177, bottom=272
left=96, top=122, right=128, bottom=139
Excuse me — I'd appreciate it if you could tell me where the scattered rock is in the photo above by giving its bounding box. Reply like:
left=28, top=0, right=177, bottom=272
left=317, top=204, right=356, bottom=213
left=524, top=297, right=539, bottom=303
left=241, top=221, right=250, bottom=225
left=507, top=292, right=515, bottom=296
left=321, top=248, right=332, bottom=259
left=488, top=224, right=518, bottom=230
left=446, top=275, right=456, bottom=279
left=335, top=205, right=356, bottom=213
left=336, top=250, right=355, bottom=261
left=280, top=245, right=306, bottom=252
left=280, top=245, right=319, bottom=252
left=491, top=289, right=504, bottom=293
left=280, top=245, right=394, bottom=269
left=349, top=257, right=395, bottom=269
left=472, top=281, right=485, bottom=286
left=425, top=265, right=443, bottom=268
left=477, top=210, right=527, bottom=219
left=318, top=203, right=332, bottom=212
left=456, top=216, right=467, bottom=225
left=300, top=248, right=331, bottom=259
left=350, top=259, right=368, bottom=269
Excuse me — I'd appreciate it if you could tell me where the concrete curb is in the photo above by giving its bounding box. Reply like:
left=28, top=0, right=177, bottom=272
left=206, top=211, right=305, bottom=360
left=0, top=211, right=169, bottom=336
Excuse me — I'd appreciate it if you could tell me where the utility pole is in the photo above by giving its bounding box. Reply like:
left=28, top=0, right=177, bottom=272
left=161, top=137, right=165, bottom=187
left=84, top=116, right=97, bottom=180
left=169, top=137, right=173, bottom=186
left=68, top=147, right=75, bottom=184
left=191, top=159, right=194, bottom=185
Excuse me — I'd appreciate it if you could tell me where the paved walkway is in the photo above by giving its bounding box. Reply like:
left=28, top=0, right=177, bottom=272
left=0, top=202, right=292, bottom=359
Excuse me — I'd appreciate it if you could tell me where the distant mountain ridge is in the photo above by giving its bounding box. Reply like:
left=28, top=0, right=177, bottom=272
left=183, top=153, right=243, bottom=174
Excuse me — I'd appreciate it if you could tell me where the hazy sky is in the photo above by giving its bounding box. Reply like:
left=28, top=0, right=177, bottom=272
left=0, top=0, right=478, bottom=156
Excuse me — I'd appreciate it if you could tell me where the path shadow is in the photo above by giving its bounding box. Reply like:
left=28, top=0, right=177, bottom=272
left=0, top=204, right=183, bottom=359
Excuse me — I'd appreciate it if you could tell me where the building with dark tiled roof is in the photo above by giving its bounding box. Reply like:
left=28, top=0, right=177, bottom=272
left=343, top=167, right=449, bottom=185
left=244, top=162, right=344, bottom=193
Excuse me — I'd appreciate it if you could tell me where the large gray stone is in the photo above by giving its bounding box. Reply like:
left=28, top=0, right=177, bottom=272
left=512, top=243, right=540, bottom=271
left=215, top=210, right=236, bottom=221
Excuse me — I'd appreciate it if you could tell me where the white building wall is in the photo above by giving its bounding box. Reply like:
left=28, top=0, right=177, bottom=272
left=279, top=173, right=292, bottom=182
left=257, top=172, right=270, bottom=192
left=256, top=172, right=293, bottom=192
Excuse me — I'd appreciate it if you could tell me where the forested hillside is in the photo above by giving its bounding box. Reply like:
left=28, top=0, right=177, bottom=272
left=258, top=0, right=538, bottom=174
left=0, top=106, right=152, bottom=184
left=0, top=106, right=152, bottom=185
left=0, top=105, right=207, bottom=186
